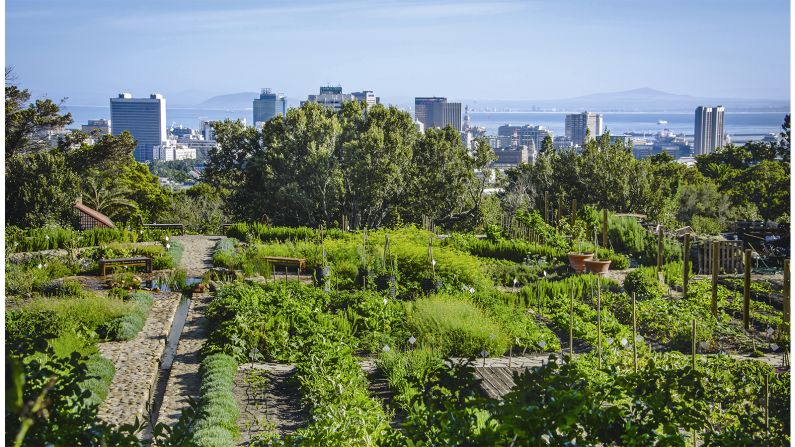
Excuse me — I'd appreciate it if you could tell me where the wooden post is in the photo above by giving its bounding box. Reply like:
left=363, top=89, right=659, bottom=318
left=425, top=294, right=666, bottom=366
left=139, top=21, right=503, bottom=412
left=569, top=287, right=574, bottom=357
left=602, top=209, right=608, bottom=250
left=711, top=241, right=720, bottom=317
left=683, top=233, right=690, bottom=298
left=597, top=276, right=602, bottom=369
left=744, top=249, right=752, bottom=331
left=632, top=292, right=638, bottom=373
left=571, top=199, right=577, bottom=227
left=691, top=319, right=697, bottom=370
left=544, top=191, right=549, bottom=224
left=657, top=225, right=664, bottom=272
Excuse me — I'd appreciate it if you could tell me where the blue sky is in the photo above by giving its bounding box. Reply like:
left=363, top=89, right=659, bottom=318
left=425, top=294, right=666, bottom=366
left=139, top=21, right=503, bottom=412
left=5, top=0, right=791, bottom=105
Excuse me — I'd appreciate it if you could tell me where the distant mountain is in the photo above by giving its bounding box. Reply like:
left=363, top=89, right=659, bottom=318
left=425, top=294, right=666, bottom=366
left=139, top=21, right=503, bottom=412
left=198, top=92, right=259, bottom=109
left=461, top=88, right=789, bottom=112
left=193, top=87, right=788, bottom=112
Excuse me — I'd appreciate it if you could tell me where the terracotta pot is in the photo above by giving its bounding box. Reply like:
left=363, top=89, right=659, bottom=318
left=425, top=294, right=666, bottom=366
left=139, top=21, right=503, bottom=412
left=584, top=259, right=611, bottom=275
left=567, top=252, right=594, bottom=274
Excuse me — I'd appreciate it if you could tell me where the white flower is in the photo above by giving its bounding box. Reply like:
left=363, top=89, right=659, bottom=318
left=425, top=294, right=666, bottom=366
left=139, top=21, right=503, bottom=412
left=620, top=338, right=628, bottom=347
left=165, top=236, right=169, bottom=242
left=37, top=263, right=43, bottom=269
left=408, top=336, right=416, bottom=345
left=165, top=244, right=171, bottom=250
left=469, top=287, right=475, bottom=293
left=382, top=345, right=390, bottom=352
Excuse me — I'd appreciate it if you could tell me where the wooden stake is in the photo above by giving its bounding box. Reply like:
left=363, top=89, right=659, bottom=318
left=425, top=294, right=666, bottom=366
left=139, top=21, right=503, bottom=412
left=597, top=276, right=602, bottom=369
left=632, top=292, right=638, bottom=373
left=683, top=233, right=690, bottom=298
left=784, top=259, right=790, bottom=332
left=691, top=319, right=697, bottom=370
left=711, top=240, right=720, bottom=317
left=602, top=209, right=608, bottom=250
left=569, top=287, right=574, bottom=357
left=744, top=249, right=752, bottom=331
left=657, top=225, right=664, bottom=272
left=764, top=374, right=770, bottom=435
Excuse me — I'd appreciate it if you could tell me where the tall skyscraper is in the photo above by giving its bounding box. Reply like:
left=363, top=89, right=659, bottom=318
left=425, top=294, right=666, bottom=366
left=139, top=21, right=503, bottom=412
left=565, top=111, right=603, bottom=146
left=694, top=106, right=725, bottom=155
left=414, top=97, right=462, bottom=131
left=110, top=93, right=166, bottom=162
left=253, top=88, right=286, bottom=127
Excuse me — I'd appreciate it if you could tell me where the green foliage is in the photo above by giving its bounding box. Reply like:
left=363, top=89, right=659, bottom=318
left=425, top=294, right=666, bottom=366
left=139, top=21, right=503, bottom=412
left=225, top=223, right=344, bottom=244
left=5, top=225, right=171, bottom=253
left=101, top=292, right=154, bottom=341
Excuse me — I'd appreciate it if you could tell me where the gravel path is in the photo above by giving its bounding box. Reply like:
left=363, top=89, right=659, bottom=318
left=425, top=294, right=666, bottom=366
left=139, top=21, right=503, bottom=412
left=97, top=293, right=181, bottom=427
left=171, top=235, right=222, bottom=276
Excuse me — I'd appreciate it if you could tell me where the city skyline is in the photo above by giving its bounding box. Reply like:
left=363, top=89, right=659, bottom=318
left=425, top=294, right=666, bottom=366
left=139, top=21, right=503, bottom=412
left=6, top=0, right=790, bottom=106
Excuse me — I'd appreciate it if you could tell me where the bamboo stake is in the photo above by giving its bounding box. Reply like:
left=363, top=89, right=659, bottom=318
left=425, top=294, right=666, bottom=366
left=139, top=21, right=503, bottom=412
left=711, top=240, right=720, bottom=317
left=602, top=209, right=608, bottom=250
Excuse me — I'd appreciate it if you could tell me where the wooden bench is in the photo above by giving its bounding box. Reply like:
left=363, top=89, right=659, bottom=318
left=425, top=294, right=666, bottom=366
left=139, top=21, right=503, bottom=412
left=142, top=223, right=185, bottom=235
left=262, top=256, right=306, bottom=273
left=99, top=257, right=153, bottom=276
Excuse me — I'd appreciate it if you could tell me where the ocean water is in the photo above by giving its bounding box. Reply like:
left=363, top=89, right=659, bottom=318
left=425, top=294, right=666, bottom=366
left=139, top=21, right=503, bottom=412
left=62, top=105, right=786, bottom=140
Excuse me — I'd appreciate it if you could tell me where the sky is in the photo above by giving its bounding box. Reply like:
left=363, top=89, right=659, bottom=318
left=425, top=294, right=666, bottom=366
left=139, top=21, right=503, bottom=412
left=5, top=0, right=791, bottom=105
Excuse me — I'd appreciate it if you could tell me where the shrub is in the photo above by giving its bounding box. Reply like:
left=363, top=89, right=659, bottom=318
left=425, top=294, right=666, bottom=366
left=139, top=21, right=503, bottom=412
left=191, top=353, right=240, bottom=446
left=623, top=268, right=664, bottom=300
left=405, top=293, right=510, bottom=357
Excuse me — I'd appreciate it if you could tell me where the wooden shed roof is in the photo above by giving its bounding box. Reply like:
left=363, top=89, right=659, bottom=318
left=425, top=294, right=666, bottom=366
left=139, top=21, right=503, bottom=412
left=74, top=201, right=115, bottom=228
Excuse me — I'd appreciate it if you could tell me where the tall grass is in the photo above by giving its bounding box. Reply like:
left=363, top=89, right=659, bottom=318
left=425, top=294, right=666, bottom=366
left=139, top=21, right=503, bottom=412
left=405, top=293, right=510, bottom=357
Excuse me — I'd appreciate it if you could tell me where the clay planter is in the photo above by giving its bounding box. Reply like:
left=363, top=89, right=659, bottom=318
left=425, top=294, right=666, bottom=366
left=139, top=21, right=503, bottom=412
left=584, top=259, right=611, bottom=275
left=376, top=275, right=397, bottom=297
left=567, top=252, right=594, bottom=274
left=192, top=283, right=206, bottom=293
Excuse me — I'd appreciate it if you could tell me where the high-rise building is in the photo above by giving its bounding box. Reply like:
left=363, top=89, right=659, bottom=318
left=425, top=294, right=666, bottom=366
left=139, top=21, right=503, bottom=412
left=303, top=86, right=379, bottom=111
left=110, top=93, right=166, bottom=162
left=497, top=124, right=553, bottom=150
left=414, top=97, right=462, bottom=131
left=694, top=106, right=725, bottom=155
left=81, top=119, right=111, bottom=136
left=253, top=88, right=286, bottom=127
left=565, top=111, right=603, bottom=146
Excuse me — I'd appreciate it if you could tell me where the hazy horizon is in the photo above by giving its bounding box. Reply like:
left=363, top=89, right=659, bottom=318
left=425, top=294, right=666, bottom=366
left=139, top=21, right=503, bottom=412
left=6, top=0, right=791, bottom=105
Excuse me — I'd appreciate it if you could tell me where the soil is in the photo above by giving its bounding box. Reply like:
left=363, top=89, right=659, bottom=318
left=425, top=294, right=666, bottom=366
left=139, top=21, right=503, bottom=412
left=234, top=363, right=308, bottom=444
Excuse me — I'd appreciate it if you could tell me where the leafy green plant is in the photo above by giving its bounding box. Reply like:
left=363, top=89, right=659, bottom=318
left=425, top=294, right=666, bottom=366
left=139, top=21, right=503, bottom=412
left=191, top=353, right=240, bottom=447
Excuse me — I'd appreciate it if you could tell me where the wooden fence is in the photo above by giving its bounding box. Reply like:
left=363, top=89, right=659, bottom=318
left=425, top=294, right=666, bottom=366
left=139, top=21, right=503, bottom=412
left=695, top=240, right=743, bottom=274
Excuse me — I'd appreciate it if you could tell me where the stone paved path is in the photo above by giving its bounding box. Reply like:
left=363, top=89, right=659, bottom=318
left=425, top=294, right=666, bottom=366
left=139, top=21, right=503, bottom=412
left=97, top=293, right=180, bottom=427
left=157, top=294, right=212, bottom=427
